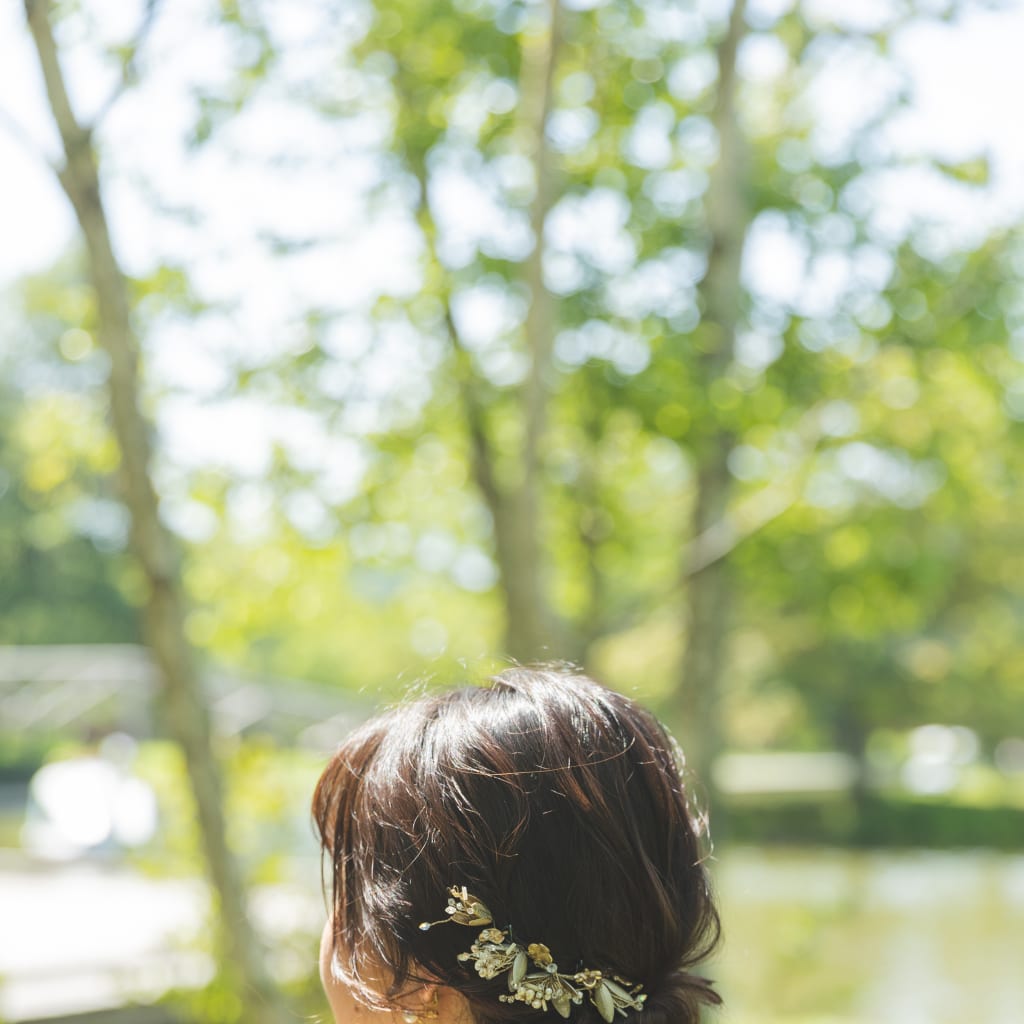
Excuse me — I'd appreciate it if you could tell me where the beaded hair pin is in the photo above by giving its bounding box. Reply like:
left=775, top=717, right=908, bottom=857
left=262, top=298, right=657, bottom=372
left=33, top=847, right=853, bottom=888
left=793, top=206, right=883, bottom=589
left=419, top=886, right=647, bottom=1023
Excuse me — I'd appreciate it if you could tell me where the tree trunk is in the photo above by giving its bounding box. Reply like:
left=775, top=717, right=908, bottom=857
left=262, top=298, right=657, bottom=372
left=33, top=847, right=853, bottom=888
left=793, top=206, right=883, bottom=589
left=678, top=0, right=751, bottom=781
left=410, top=0, right=563, bottom=663
left=24, top=4, right=285, bottom=1021
left=443, top=304, right=552, bottom=662
left=507, top=0, right=563, bottom=662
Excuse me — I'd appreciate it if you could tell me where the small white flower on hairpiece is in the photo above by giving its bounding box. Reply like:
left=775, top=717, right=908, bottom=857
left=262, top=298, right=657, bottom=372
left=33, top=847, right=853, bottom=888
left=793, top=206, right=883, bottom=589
left=419, top=886, right=494, bottom=930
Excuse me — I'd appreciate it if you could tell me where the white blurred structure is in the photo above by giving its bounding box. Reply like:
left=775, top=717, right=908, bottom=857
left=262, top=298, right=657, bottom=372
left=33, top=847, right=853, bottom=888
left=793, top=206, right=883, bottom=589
left=712, top=750, right=860, bottom=796
left=0, top=643, right=367, bottom=749
left=22, top=740, right=158, bottom=861
left=0, top=856, right=323, bottom=1022
left=901, top=724, right=980, bottom=796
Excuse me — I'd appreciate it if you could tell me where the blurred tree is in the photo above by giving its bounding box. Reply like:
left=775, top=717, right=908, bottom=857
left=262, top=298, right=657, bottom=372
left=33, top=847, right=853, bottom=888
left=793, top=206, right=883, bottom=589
left=335, top=0, right=760, bottom=771
left=315, top=0, right=1024, bottom=770
left=19, top=1, right=287, bottom=1021
left=676, top=0, right=750, bottom=775
left=398, top=0, right=567, bottom=661
left=3, top=0, right=1023, bottom=798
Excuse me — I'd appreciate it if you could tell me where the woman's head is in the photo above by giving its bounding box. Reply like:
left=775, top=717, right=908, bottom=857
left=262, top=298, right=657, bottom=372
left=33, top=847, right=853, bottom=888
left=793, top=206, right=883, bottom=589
left=312, top=666, right=721, bottom=1024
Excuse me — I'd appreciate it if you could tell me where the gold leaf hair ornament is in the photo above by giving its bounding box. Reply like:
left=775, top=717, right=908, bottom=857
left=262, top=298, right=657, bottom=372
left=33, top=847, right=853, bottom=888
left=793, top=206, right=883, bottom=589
left=418, top=886, right=647, bottom=1023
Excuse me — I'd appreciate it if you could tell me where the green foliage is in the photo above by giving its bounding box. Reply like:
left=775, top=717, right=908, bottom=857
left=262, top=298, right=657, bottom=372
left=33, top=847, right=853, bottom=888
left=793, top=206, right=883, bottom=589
left=0, top=257, right=140, bottom=643
left=131, top=737, right=325, bottom=880
left=116, top=737, right=330, bottom=1024
left=722, top=793, right=1024, bottom=849
left=34, top=4, right=1024, bottom=1024
left=4, top=0, right=1023, bottom=784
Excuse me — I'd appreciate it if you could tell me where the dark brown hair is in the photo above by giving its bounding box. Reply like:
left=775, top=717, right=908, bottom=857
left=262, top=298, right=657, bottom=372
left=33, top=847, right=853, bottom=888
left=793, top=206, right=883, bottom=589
left=312, top=666, right=722, bottom=1024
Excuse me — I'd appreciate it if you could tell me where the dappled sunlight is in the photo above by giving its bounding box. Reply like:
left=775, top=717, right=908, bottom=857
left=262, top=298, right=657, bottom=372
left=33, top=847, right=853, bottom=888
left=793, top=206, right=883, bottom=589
left=3, top=0, right=1024, bottom=1021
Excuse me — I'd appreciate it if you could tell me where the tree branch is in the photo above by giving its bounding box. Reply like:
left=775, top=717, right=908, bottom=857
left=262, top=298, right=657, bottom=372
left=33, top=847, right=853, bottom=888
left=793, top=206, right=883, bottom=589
left=91, top=0, right=164, bottom=128
left=681, top=461, right=806, bottom=578
left=24, top=1, right=89, bottom=159
left=403, top=145, right=504, bottom=513
left=602, top=406, right=825, bottom=638
left=442, top=300, right=503, bottom=513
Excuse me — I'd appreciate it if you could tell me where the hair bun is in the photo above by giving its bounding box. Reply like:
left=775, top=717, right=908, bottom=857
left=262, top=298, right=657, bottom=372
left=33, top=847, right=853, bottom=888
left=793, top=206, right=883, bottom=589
left=633, top=968, right=721, bottom=1024
left=313, top=669, right=722, bottom=1020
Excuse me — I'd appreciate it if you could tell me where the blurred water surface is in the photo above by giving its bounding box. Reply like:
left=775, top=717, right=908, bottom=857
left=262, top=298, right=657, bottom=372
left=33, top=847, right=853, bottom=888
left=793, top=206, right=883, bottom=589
left=2, top=847, right=1021, bottom=1023
left=715, top=847, right=1024, bottom=1024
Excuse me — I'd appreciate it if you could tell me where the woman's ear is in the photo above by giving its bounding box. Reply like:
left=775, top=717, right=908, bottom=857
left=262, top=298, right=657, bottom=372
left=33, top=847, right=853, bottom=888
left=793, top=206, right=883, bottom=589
left=433, top=984, right=474, bottom=1024
left=392, top=982, right=442, bottom=1023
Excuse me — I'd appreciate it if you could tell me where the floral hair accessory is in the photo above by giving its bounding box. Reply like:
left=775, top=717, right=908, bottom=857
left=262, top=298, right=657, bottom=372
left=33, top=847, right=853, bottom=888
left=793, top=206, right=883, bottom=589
left=418, top=886, right=647, bottom=1023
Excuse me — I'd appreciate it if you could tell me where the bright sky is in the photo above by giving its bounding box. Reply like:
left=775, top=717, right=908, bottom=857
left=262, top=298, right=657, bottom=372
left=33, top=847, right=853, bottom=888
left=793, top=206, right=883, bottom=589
left=2, top=0, right=1023, bottom=540
left=3, top=0, right=1023, bottom=281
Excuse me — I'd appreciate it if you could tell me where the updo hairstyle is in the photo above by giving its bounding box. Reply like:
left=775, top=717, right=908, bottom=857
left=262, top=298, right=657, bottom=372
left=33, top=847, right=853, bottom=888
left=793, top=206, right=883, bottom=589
left=312, top=667, right=722, bottom=1024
